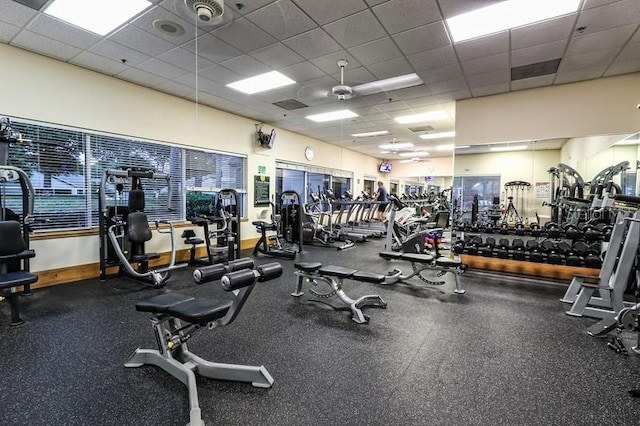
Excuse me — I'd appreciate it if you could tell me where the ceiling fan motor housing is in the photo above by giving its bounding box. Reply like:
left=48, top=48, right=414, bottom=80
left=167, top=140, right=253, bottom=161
left=332, top=85, right=353, bottom=100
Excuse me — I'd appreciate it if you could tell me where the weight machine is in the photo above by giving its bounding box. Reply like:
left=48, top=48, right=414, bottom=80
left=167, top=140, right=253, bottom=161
left=252, top=190, right=303, bottom=259
left=98, top=167, right=186, bottom=288
left=501, top=181, right=531, bottom=225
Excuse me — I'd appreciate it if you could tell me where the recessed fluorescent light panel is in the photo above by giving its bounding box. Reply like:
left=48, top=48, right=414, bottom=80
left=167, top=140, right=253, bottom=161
left=435, top=144, right=455, bottom=151
left=420, top=131, right=456, bottom=140
left=351, top=130, right=390, bottom=138
left=490, top=145, right=528, bottom=152
left=399, top=151, right=429, bottom=157
left=455, top=145, right=471, bottom=149
left=447, top=0, right=581, bottom=42
left=44, top=0, right=152, bottom=36
left=353, top=73, right=423, bottom=96
left=227, top=71, right=296, bottom=94
left=379, top=142, right=413, bottom=150
left=305, top=110, right=358, bottom=122
left=399, top=158, right=420, bottom=163
left=395, top=111, right=448, bottom=124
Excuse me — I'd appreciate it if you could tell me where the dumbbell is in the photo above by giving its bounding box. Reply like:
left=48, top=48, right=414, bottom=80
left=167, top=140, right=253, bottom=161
left=495, top=238, right=510, bottom=259
left=584, top=242, right=602, bottom=268
left=530, top=222, right=542, bottom=237
left=566, top=241, right=588, bottom=266
left=477, top=237, right=496, bottom=257
left=541, top=239, right=563, bottom=264
left=511, top=239, right=526, bottom=260
left=527, top=240, right=545, bottom=262
left=563, top=224, right=581, bottom=240
left=544, top=222, right=563, bottom=239
left=466, top=236, right=482, bottom=255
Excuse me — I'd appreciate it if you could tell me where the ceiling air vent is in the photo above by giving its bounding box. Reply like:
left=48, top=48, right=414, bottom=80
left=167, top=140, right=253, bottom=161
left=409, top=125, right=434, bottom=133
left=511, top=58, right=561, bottom=81
left=13, top=0, right=49, bottom=11
left=272, top=99, right=309, bottom=110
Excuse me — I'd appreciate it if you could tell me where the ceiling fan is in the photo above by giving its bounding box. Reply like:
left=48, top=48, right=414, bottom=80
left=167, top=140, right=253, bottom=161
left=329, top=60, right=424, bottom=102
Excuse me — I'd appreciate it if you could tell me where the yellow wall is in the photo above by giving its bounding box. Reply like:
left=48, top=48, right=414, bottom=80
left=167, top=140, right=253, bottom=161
left=456, top=73, right=640, bottom=145
left=0, top=43, right=380, bottom=271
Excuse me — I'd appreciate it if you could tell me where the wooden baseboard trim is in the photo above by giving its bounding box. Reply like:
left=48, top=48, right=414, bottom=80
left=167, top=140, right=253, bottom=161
left=30, top=238, right=262, bottom=289
left=461, top=255, right=600, bottom=281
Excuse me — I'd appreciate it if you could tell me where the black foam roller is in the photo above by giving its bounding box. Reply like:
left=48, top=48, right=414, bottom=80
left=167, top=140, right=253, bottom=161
left=193, top=264, right=227, bottom=284
left=221, top=269, right=256, bottom=291
left=257, top=262, right=283, bottom=281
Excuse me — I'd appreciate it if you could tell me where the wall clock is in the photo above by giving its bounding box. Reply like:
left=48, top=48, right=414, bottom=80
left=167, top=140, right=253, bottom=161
left=304, top=146, right=314, bottom=161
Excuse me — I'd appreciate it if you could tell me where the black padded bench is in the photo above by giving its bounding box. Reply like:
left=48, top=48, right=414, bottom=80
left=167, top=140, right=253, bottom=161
left=125, top=261, right=282, bottom=426
left=293, top=262, right=387, bottom=324
left=379, top=251, right=466, bottom=294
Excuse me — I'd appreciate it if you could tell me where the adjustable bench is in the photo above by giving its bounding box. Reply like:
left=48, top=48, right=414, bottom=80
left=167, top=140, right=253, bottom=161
left=379, top=251, right=466, bottom=294
left=293, top=262, right=387, bottom=324
left=125, top=260, right=282, bottom=426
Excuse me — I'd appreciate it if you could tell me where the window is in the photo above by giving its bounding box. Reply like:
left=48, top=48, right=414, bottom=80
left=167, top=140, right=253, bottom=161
left=276, top=161, right=352, bottom=204
left=3, top=116, right=247, bottom=232
left=453, top=175, right=501, bottom=212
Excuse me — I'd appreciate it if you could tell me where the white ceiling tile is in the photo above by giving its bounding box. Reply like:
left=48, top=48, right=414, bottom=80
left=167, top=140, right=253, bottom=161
left=283, top=28, right=343, bottom=60
left=511, top=15, right=576, bottom=50
left=510, top=74, right=556, bottom=91
left=0, top=0, right=37, bottom=27
left=293, top=0, right=367, bottom=25
left=137, top=58, right=189, bottom=79
left=511, top=40, right=568, bottom=68
left=0, top=22, right=21, bottom=42
left=157, top=48, right=214, bottom=72
left=373, top=0, right=440, bottom=34
left=583, top=0, right=623, bottom=9
left=406, top=46, right=457, bottom=71
left=461, top=52, right=508, bottom=76
left=554, top=66, right=607, bottom=84
left=193, top=65, right=241, bottom=85
left=566, top=24, right=637, bottom=56
left=70, top=51, right=129, bottom=76
left=417, top=63, right=464, bottom=85
left=604, top=58, right=640, bottom=76
left=470, top=83, right=509, bottom=97
left=250, top=43, right=305, bottom=69
left=310, top=51, right=362, bottom=74
left=116, top=68, right=168, bottom=88
left=225, top=0, right=274, bottom=15
left=245, top=0, right=317, bottom=40
left=392, top=22, right=450, bottom=56
left=280, top=61, right=327, bottom=83
left=26, top=15, right=100, bottom=49
left=617, top=42, right=640, bottom=61
left=220, top=54, right=272, bottom=77
left=212, top=17, right=276, bottom=53
left=131, top=4, right=196, bottom=45
left=183, top=34, right=242, bottom=63
left=559, top=48, right=620, bottom=71
left=366, top=57, right=414, bottom=79
left=454, top=32, right=508, bottom=61
left=323, top=10, right=387, bottom=48
left=109, top=25, right=176, bottom=57
left=12, top=30, right=81, bottom=61
left=576, top=0, right=640, bottom=35
left=153, top=80, right=195, bottom=98
left=427, top=78, right=469, bottom=95
left=467, top=69, right=509, bottom=88
left=88, top=40, right=151, bottom=66
left=348, top=37, right=403, bottom=66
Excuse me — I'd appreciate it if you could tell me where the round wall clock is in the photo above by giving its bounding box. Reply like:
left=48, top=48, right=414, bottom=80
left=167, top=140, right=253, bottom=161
left=304, top=146, right=315, bottom=161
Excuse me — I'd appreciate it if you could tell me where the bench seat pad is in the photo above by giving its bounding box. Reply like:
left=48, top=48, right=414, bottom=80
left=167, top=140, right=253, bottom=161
left=352, top=271, right=385, bottom=283
left=319, top=265, right=356, bottom=278
left=295, top=261, right=322, bottom=272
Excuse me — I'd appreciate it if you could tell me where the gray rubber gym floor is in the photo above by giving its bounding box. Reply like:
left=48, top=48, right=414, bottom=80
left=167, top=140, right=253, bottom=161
left=2, top=239, right=639, bottom=426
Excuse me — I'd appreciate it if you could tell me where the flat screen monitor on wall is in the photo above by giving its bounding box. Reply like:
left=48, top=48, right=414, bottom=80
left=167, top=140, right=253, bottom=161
left=379, top=162, right=392, bottom=173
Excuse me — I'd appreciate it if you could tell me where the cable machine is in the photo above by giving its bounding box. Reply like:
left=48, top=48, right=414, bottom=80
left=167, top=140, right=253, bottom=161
left=502, top=181, right=531, bottom=225
left=98, top=167, right=185, bottom=288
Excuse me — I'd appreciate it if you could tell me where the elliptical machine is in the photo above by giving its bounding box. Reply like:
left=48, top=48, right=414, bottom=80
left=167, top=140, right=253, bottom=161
left=98, top=168, right=186, bottom=288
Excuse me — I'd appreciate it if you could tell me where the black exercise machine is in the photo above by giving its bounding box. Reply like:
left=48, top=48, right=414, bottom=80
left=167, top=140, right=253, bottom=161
left=293, top=262, right=387, bottom=324
left=98, top=168, right=186, bottom=288
left=252, top=190, right=303, bottom=260
left=125, top=258, right=282, bottom=426
left=0, top=221, right=38, bottom=325
left=182, top=189, right=241, bottom=265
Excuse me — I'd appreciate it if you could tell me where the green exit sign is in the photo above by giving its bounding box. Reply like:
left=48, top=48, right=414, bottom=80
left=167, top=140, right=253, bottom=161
left=258, top=166, right=266, bottom=174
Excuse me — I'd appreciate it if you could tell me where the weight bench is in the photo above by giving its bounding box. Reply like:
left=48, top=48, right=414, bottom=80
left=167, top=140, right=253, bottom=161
left=293, top=262, right=387, bottom=324
left=125, top=260, right=282, bottom=426
left=379, top=251, right=466, bottom=294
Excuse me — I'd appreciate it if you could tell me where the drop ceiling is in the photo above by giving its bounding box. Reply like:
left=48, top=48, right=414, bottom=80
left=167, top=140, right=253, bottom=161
left=1, top=0, right=639, bottom=160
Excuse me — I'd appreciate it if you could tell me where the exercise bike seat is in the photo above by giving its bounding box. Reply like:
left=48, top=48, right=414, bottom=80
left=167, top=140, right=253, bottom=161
left=295, top=262, right=322, bottom=272
left=252, top=220, right=277, bottom=231
left=319, top=265, right=356, bottom=279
